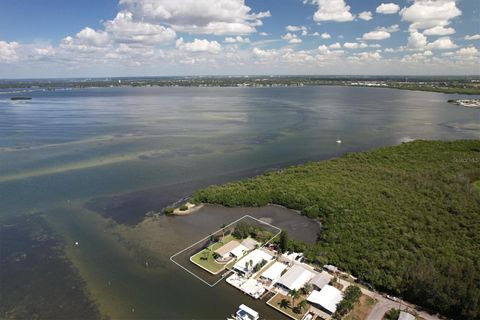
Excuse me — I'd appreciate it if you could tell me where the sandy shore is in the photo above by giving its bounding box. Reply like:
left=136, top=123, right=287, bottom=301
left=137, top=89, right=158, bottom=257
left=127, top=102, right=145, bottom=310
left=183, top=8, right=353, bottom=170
left=173, top=202, right=203, bottom=215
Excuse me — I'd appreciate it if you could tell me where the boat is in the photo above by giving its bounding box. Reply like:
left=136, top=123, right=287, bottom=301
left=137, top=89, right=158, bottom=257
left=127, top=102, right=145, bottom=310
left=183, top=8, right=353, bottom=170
left=233, top=304, right=259, bottom=320
left=10, top=96, right=32, bottom=100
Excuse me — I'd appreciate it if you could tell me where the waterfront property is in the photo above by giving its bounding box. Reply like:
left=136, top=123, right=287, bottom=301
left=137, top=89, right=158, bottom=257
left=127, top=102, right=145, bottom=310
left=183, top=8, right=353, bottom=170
left=306, top=285, right=343, bottom=315
left=259, top=261, right=288, bottom=288
left=233, top=249, right=274, bottom=277
left=190, top=235, right=237, bottom=274
left=276, top=264, right=315, bottom=293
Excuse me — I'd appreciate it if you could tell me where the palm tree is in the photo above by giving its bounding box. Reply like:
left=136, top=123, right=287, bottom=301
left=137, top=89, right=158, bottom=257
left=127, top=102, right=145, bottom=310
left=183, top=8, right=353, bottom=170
left=302, top=283, right=313, bottom=295
left=298, top=299, right=308, bottom=312
left=220, top=223, right=227, bottom=242
left=289, top=289, right=300, bottom=307
left=280, top=298, right=290, bottom=309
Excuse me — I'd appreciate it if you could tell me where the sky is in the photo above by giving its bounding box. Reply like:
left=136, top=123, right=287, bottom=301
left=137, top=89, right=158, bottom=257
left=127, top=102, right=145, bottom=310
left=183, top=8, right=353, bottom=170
left=0, top=0, right=479, bottom=78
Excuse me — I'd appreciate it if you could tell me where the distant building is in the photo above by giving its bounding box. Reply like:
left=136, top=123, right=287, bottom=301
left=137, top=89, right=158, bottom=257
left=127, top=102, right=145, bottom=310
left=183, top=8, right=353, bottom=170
left=276, top=264, right=314, bottom=292
left=306, top=285, right=343, bottom=314
left=398, top=311, right=415, bottom=320
left=236, top=304, right=259, bottom=320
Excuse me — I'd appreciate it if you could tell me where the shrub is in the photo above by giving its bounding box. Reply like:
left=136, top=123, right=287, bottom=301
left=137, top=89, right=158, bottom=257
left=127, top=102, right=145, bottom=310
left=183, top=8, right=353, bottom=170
left=164, top=207, right=174, bottom=215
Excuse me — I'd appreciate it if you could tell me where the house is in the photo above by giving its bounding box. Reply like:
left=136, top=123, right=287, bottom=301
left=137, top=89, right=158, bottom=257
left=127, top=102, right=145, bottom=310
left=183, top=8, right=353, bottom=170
left=306, top=285, right=343, bottom=314
left=260, top=261, right=288, bottom=283
left=309, top=271, right=331, bottom=290
left=398, top=311, right=415, bottom=320
left=234, top=249, right=274, bottom=276
left=276, top=264, right=314, bottom=292
left=236, top=304, right=259, bottom=320
left=230, top=243, right=249, bottom=258
left=214, top=240, right=242, bottom=260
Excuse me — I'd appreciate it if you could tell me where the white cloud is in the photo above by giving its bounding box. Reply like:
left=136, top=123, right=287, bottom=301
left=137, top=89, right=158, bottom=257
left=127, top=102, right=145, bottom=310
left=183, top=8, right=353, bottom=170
left=105, top=11, right=176, bottom=45
left=378, top=24, right=399, bottom=33
left=119, top=0, right=270, bottom=35
left=252, top=47, right=278, bottom=58
left=282, top=33, right=302, bottom=44
left=308, top=0, right=355, bottom=22
left=455, top=46, right=478, bottom=57
left=423, top=26, right=455, bottom=36
left=400, top=0, right=461, bottom=31
left=0, top=41, right=20, bottom=62
left=344, top=42, right=368, bottom=49
left=358, top=11, right=373, bottom=21
left=321, top=32, right=331, bottom=39
left=176, top=38, right=222, bottom=53
left=350, top=51, right=382, bottom=62
left=224, top=36, right=250, bottom=43
left=286, top=25, right=306, bottom=32
left=329, top=42, right=342, bottom=49
left=465, top=34, right=480, bottom=41
left=362, top=30, right=391, bottom=41
left=426, top=37, right=457, bottom=50
left=259, top=32, right=269, bottom=36
left=376, top=3, right=400, bottom=15
left=407, top=31, right=427, bottom=49
left=76, top=27, right=110, bottom=47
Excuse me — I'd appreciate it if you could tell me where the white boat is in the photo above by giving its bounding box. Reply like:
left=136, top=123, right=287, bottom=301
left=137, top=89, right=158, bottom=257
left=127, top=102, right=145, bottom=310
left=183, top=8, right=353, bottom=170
left=235, top=304, right=259, bottom=320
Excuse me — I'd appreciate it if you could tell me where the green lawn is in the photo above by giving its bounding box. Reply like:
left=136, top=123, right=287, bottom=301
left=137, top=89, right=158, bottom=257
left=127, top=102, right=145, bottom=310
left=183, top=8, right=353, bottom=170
left=190, top=235, right=235, bottom=274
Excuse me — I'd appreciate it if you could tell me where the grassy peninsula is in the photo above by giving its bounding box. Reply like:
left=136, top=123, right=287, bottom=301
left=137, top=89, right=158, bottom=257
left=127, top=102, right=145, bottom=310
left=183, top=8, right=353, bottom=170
left=194, top=140, right=480, bottom=319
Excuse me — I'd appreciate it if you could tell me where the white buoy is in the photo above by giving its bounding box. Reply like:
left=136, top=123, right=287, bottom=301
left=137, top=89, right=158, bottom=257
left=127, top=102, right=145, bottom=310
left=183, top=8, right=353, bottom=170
left=74, top=241, right=79, bottom=246
left=336, top=139, right=342, bottom=144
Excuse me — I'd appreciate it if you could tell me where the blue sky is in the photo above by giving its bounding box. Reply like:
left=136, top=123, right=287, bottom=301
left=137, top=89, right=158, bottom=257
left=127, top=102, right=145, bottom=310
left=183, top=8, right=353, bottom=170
left=0, top=0, right=479, bottom=78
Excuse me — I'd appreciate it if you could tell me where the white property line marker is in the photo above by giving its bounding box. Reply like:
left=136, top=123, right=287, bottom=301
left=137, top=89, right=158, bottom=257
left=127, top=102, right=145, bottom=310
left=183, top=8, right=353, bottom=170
left=170, top=214, right=282, bottom=287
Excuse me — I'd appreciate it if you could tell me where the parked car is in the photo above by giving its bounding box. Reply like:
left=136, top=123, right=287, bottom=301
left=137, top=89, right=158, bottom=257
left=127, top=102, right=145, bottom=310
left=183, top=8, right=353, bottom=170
left=386, top=295, right=398, bottom=302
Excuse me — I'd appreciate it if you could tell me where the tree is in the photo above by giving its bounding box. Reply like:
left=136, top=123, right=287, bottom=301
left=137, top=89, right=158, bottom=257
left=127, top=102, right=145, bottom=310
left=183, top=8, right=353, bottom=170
left=301, top=283, right=313, bottom=295
left=220, top=223, right=227, bottom=242
left=383, top=308, right=400, bottom=320
left=279, top=230, right=289, bottom=253
left=280, top=298, right=290, bottom=309
left=289, top=289, right=300, bottom=307
left=298, top=299, right=308, bottom=312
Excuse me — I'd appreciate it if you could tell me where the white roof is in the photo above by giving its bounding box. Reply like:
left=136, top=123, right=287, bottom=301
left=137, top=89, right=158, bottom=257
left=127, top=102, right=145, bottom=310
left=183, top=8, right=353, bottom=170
left=307, top=285, right=343, bottom=314
left=230, top=244, right=249, bottom=258
left=238, top=304, right=259, bottom=317
left=398, top=312, right=415, bottom=320
left=234, top=249, right=273, bottom=274
left=277, top=264, right=314, bottom=291
left=309, top=271, right=331, bottom=289
left=260, top=262, right=288, bottom=281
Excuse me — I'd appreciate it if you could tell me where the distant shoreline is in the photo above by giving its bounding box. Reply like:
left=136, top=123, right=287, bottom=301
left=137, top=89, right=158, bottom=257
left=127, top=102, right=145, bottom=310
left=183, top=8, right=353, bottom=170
left=2, top=76, right=480, bottom=95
